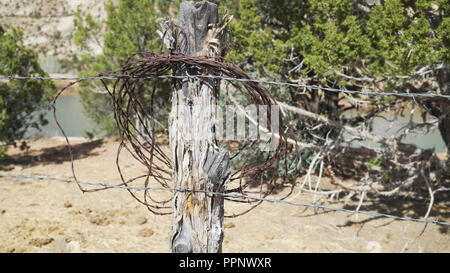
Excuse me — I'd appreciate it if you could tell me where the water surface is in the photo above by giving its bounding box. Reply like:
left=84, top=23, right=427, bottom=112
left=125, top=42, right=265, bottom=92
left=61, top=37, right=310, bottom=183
left=27, top=96, right=446, bottom=153
left=26, top=96, right=96, bottom=138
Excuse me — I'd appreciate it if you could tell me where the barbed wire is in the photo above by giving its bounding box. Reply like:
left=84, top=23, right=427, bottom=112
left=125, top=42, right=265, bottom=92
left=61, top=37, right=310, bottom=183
left=1, top=173, right=448, bottom=226
left=1, top=74, right=449, bottom=100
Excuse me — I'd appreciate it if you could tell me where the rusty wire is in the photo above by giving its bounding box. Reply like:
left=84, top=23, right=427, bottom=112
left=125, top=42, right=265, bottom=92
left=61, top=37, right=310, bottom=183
left=53, top=50, right=302, bottom=217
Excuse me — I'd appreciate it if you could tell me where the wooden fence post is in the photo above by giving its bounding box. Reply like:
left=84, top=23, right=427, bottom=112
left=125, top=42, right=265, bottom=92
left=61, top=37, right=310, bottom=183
left=169, top=1, right=231, bottom=253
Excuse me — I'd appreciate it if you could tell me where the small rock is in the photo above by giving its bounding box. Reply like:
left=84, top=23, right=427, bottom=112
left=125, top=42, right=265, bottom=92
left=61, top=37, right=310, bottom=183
left=29, top=237, right=54, bottom=247
left=224, top=222, right=235, bottom=229
left=0, top=209, right=5, bottom=214
left=6, top=247, right=24, bottom=253
left=82, top=209, right=93, bottom=217
left=64, top=201, right=72, bottom=208
left=6, top=248, right=16, bottom=253
left=156, top=133, right=169, bottom=145
left=89, top=214, right=110, bottom=226
left=136, top=216, right=148, bottom=225
left=47, top=226, right=59, bottom=233
left=138, top=228, right=154, bottom=237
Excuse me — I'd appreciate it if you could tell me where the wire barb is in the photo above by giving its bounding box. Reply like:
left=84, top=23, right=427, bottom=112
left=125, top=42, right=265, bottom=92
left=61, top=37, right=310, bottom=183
left=1, top=74, right=449, bottom=100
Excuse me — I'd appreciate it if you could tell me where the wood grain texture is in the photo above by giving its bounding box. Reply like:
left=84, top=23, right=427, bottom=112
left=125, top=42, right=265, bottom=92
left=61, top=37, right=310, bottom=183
left=169, top=1, right=230, bottom=253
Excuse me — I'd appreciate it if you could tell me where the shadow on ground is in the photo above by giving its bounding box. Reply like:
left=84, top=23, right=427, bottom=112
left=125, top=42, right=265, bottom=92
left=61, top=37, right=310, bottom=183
left=0, top=139, right=104, bottom=170
left=337, top=191, right=450, bottom=234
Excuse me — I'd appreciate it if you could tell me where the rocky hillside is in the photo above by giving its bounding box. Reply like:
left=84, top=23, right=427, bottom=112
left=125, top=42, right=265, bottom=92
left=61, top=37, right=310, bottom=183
left=0, top=0, right=115, bottom=73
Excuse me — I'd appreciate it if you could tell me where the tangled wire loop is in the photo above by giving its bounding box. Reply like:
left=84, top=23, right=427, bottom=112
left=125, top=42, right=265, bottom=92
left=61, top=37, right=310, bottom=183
left=53, top=51, right=300, bottom=217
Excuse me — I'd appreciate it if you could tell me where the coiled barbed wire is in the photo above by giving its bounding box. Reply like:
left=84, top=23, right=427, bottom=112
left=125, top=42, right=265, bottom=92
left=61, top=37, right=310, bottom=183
left=53, top=50, right=302, bottom=216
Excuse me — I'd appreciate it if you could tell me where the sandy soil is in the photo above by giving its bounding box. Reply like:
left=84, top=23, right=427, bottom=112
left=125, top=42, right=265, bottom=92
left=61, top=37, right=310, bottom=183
left=0, top=137, right=448, bottom=253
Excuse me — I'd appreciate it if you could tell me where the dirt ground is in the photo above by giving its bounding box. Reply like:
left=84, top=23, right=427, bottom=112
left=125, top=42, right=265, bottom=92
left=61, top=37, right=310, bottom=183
left=0, top=137, right=448, bottom=253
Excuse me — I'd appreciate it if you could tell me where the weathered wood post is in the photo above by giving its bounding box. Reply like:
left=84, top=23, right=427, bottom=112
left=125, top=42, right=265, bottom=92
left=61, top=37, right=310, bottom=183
left=169, top=1, right=231, bottom=253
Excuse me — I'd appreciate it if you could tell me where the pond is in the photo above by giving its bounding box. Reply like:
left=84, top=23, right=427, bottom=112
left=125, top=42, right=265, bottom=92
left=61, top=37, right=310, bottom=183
left=343, top=108, right=446, bottom=153
left=26, top=96, right=98, bottom=139
left=26, top=96, right=447, bottom=153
